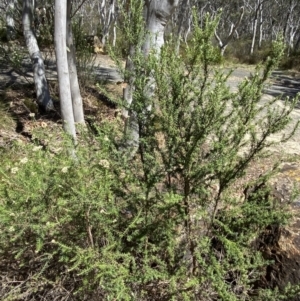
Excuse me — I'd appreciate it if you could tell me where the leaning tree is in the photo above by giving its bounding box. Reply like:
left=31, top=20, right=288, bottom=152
left=23, top=0, right=54, bottom=112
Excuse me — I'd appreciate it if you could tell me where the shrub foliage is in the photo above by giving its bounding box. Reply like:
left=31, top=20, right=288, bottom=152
left=0, top=11, right=299, bottom=301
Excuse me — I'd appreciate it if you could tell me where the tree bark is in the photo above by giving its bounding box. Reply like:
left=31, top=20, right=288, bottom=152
left=258, top=2, right=263, bottom=49
left=250, top=2, right=259, bottom=55
left=214, top=6, right=244, bottom=56
left=55, top=0, right=76, bottom=140
left=175, top=0, right=190, bottom=55
left=143, top=0, right=179, bottom=56
left=100, top=0, right=116, bottom=47
left=23, top=0, right=54, bottom=112
left=6, top=0, right=16, bottom=41
left=122, top=0, right=179, bottom=156
left=67, top=0, right=85, bottom=124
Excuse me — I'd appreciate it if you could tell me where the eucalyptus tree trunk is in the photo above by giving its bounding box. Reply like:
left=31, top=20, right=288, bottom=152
left=55, top=0, right=76, bottom=140
left=123, top=0, right=179, bottom=157
left=175, top=0, right=190, bottom=55
left=23, top=0, right=54, bottom=112
left=6, top=0, right=16, bottom=41
left=284, top=0, right=300, bottom=55
left=112, top=23, right=117, bottom=47
left=67, top=0, right=84, bottom=124
left=143, top=0, right=179, bottom=55
left=258, top=2, right=263, bottom=49
left=214, top=6, right=244, bottom=56
left=100, top=0, right=116, bottom=47
left=122, top=44, right=139, bottom=152
left=250, top=2, right=259, bottom=55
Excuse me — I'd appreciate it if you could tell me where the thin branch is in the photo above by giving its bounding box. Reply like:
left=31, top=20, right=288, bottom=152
left=224, top=6, right=244, bottom=45
left=71, top=0, right=89, bottom=18
left=214, top=30, right=223, bottom=48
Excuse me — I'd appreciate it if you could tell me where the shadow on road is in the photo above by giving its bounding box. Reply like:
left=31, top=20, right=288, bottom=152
left=1, top=54, right=300, bottom=109
left=264, top=70, right=300, bottom=108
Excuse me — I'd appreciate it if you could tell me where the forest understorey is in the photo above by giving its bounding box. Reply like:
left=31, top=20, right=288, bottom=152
left=1, top=51, right=300, bottom=299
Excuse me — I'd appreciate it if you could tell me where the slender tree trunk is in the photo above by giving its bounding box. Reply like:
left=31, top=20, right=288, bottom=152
left=55, top=0, right=76, bottom=140
left=287, top=28, right=296, bottom=55
left=175, top=0, right=189, bottom=55
left=143, top=0, right=178, bottom=56
left=122, top=45, right=139, bottom=151
left=250, top=17, right=258, bottom=55
left=183, top=16, right=191, bottom=44
left=67, top=0, right=85, bottom=124
left=250, top=1, right=261, bottom=55
left=214, top=7, right=244, bottom=56
left=101, top=0, right=116, bottom=47
left=23, top=0, right=54, bottom=112
left=112, top=24, right=117, bottom=47
left=122, top=0, right=179, bottom=157
left=6, top=0, right=16, bottom=41
left=258, top=2, right=263, bottom=49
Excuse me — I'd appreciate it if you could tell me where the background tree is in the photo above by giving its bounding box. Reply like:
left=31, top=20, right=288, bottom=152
left=122, top=0, right=179, bottom=157
left=6, top=0, right=16, bottom=40
left=250, top=0, right=264, bottom=55
left=54, top=0, right=76, bottom=139
left=99, top=0, right=117, bottom=47
left=174, top=0, right=192, bottom=54
left=214, top=6, right=244, bottom=56
left=67, top=0, right=85, bottom=124
left=23, top=0, right=54, bottom=112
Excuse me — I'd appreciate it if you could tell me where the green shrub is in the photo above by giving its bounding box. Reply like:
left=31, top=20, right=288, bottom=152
left=113, top=7, right=299, bottom=299
left=0, top=130, right=129, bottom=300
left=225, top=39, right=273, bottom=64
left=71, top=17, right=97, bottom=88
left=279, top=49, right=300, bottom=70
left=0, top=8, right=299, bottom=301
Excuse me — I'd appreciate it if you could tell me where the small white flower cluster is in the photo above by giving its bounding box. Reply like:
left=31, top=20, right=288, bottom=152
left=99, top=159, right=110, bottom=169
left=33, top=145, right=43, bottom=152
left=10, top=157, right=29, bottom=174
left=61, top=167, right=69, bottom=173
left=10, top=167, right=19, bottom=174
left=20, top=157, right=28, bottom=164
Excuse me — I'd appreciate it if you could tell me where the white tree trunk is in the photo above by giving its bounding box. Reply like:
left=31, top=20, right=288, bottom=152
left=122, top=45, right=138, bottom=150
left=175, top=0, right=190, bottom=55
left=112, top=24, right=117, bottom=47
left=143, top=0, right=179, bottom=56
left=214, top=7, right=244, bottom=56
left=122, top=0, right=179, bottom=156
left=55, top=0, right=76, bottom=140
left=66, top=0, right=85, bottom=124
left=6, top=0, right=16, bottom=41
left=250, top=0, right=261, bottom=55
left=258, top=2, right=263, bottom=49
left=102, top=0, right=115, bottom=47
left=23, top=0, right=54, bottom=112
left=250, top=18, right=258, bottom=55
